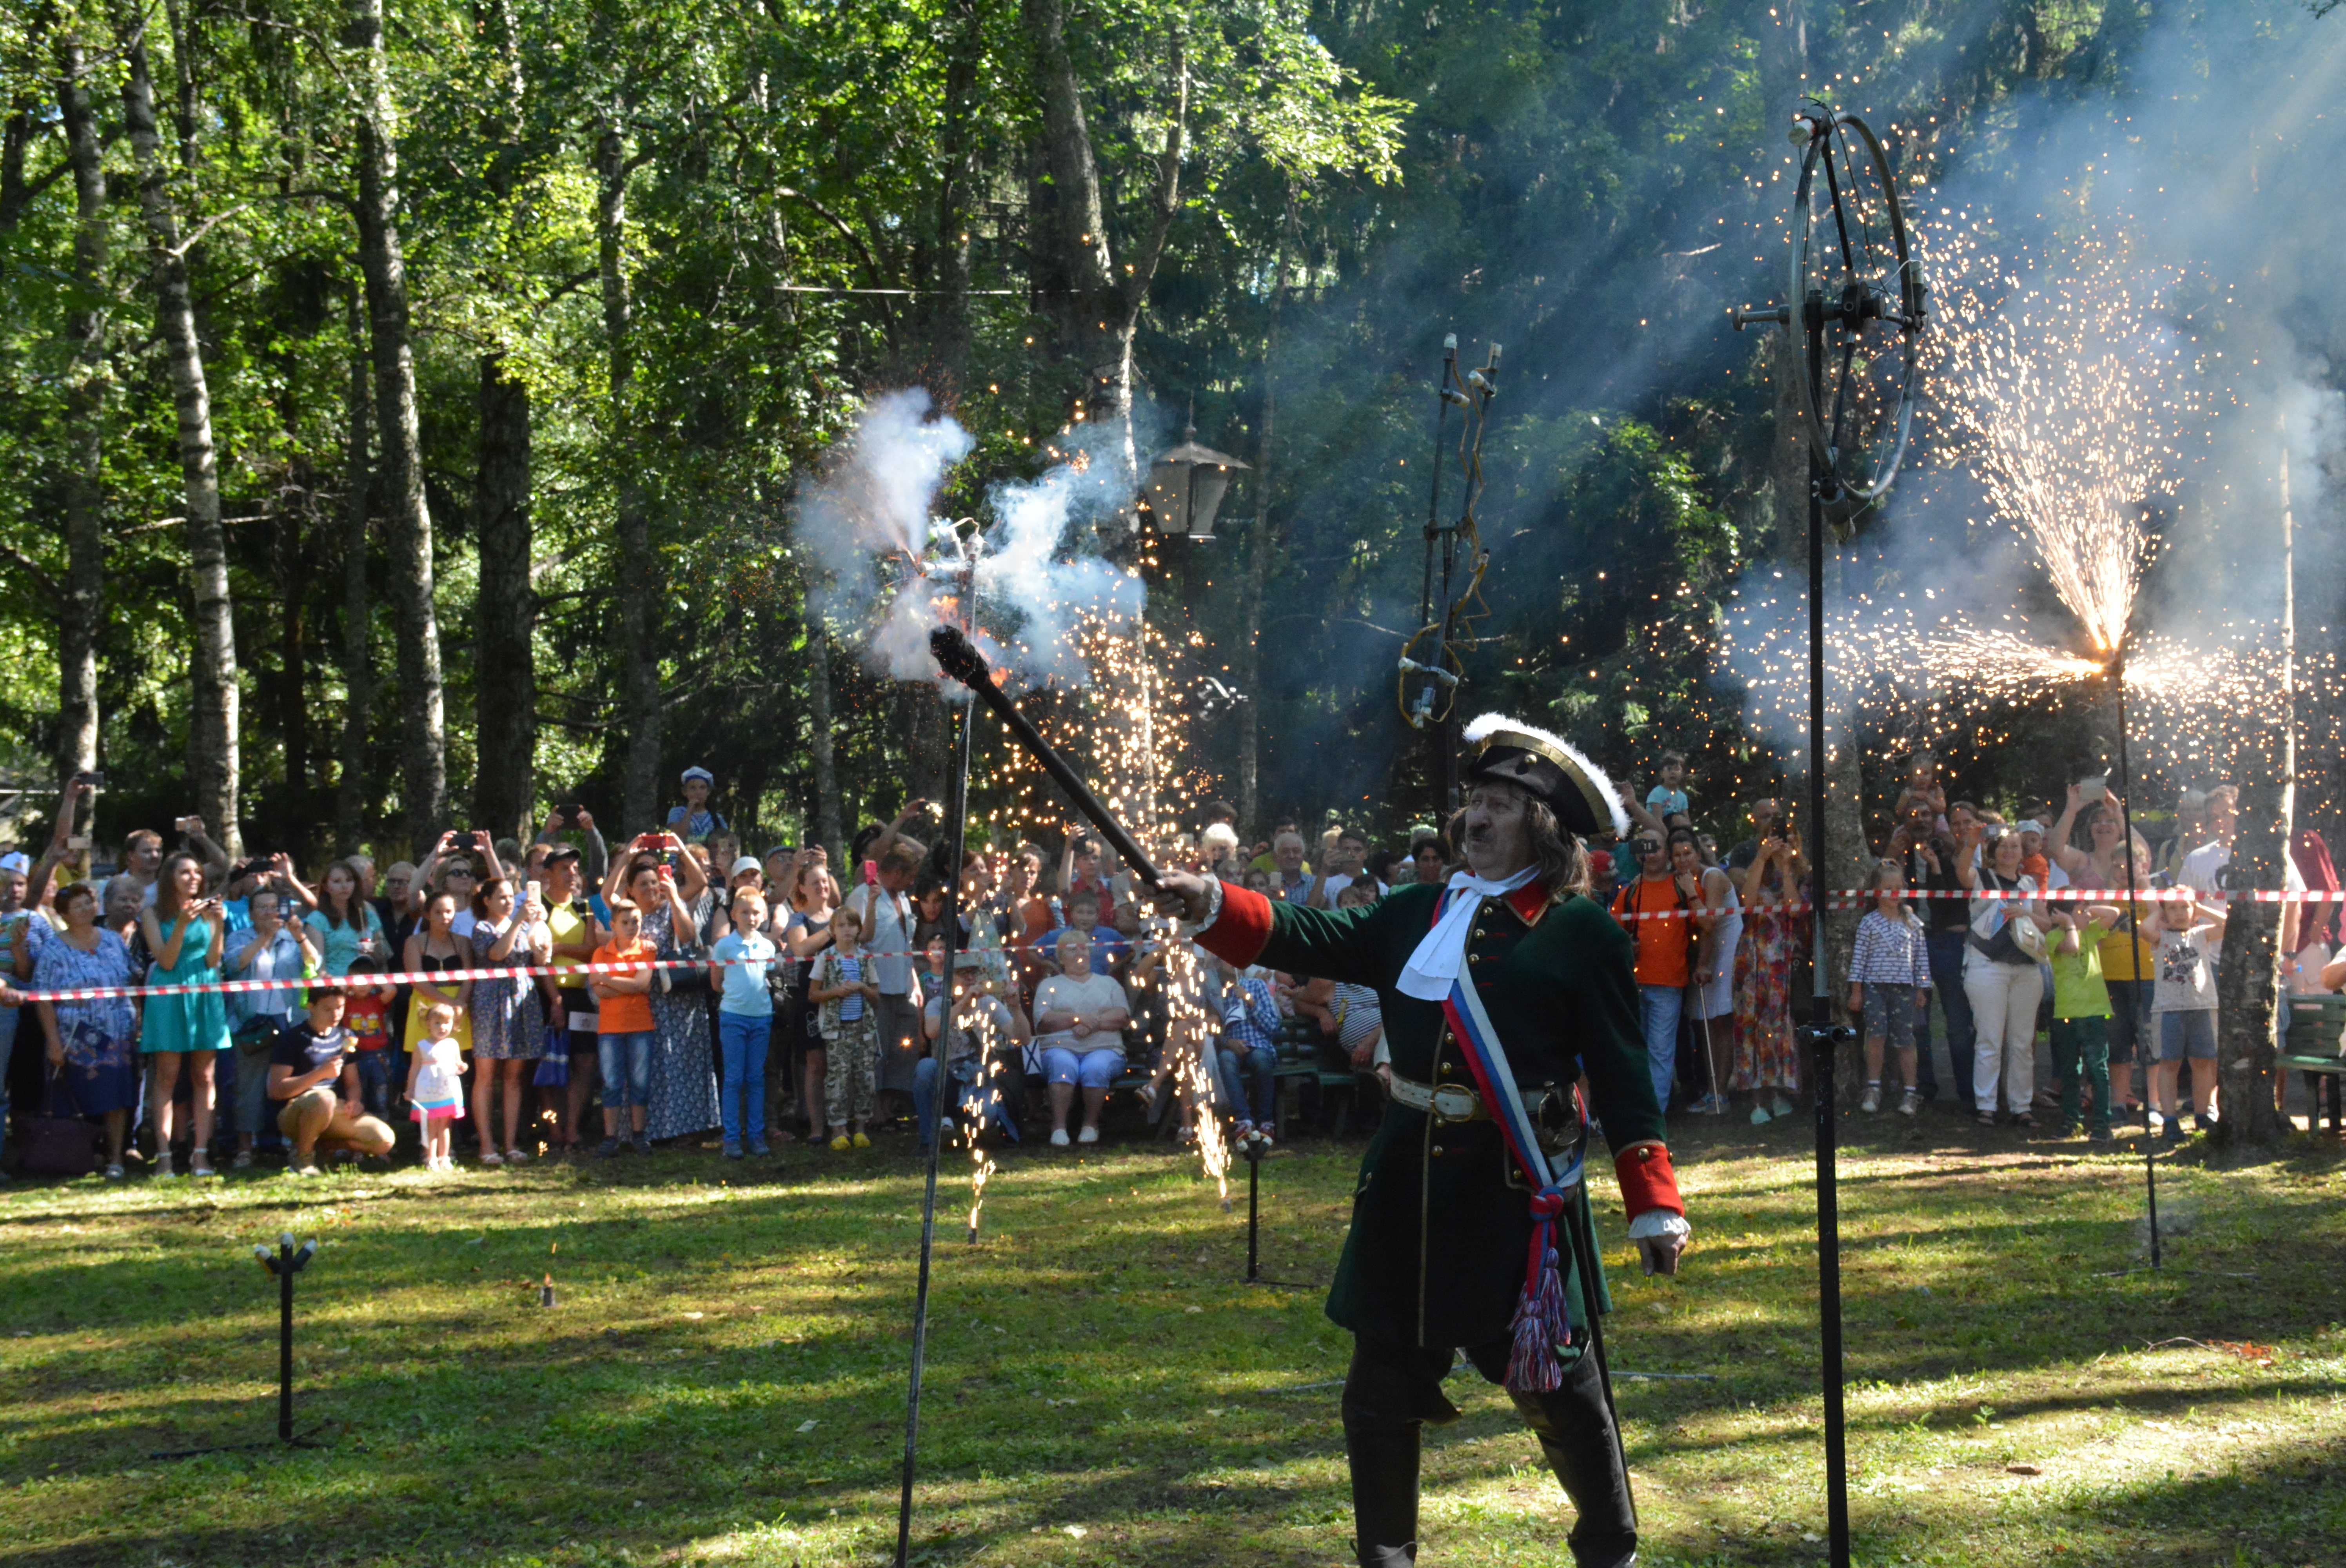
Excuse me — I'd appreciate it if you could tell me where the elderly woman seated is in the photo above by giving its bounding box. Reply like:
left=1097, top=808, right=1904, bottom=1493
left=1030, top=926, right=1132, bottom=1147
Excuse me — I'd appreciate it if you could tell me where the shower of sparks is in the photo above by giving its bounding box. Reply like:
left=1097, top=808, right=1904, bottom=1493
left=1717, top=576, right=2332, bottom=798
left=1706, top=203, right=2331, bottom=806
left=887, top=536, right=1236, bottom=1216
left=1129, top=916, right=1231, bottom=1204
left=1923, top=215, right=2209, bottom=653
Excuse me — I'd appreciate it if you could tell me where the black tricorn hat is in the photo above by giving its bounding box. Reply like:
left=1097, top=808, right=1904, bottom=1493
left=1460, top=713, right=1630, bottom=838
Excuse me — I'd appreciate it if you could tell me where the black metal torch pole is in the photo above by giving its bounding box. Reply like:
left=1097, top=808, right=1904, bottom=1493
left=1246, top=1139, right=1262, bottom=1282
left=1804, top=409, right=1852, bottom=1568
left=2109, top=653, right=2160, bottom=1269
left=929, top=625, right=1162, bottom=892
left=896, top=581, right=980, bottom=1568
left=277, top=1239, right=297, bottom=1444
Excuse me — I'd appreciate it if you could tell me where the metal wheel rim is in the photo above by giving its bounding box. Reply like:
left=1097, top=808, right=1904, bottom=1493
left=1787, top=112, right=1923, bottom=506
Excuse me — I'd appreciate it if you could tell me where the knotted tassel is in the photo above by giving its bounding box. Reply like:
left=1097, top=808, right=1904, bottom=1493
left=1504, top=1192, right=1573, bottom=1393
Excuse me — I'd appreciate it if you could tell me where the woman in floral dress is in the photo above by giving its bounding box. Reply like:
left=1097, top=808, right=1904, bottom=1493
left=1732, top=829, right=1804, bottom=1120
left=607, top=851, right=718, bottom=1144
left=26, top=882, right=140, bottom=1176
left=469, top=876, right=549, bottom=1165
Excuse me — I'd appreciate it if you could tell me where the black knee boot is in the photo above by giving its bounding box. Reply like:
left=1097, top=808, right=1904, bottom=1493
left=1510, top=1348, right=1638, bottom=1568
left=1342, top=1414, right=1422, bottom=1568
left=1342, top=1336, right=1455, bottom=1567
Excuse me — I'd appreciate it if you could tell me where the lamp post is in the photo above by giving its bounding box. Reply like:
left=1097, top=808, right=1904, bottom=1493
left=1142, top=411, right=1248, bottom=541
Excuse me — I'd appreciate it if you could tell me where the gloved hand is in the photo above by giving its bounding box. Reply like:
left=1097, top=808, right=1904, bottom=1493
left=1627, top=1210, right=1691, bottom=1277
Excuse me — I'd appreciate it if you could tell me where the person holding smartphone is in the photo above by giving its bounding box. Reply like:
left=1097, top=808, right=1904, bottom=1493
left=139, top=851, right=233, bottom=1176
left=268, top=987, right=393, bottom=1176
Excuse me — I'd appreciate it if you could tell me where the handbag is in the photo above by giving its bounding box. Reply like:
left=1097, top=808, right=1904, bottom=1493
left=1966, top=871, right=2045, bottom=966
left=19, top=1067, right=101, bottom=1178
left=532, top=1043, right=570, bottom=1088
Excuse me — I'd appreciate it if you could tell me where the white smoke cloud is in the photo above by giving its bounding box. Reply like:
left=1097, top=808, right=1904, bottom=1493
left=795, top=391, right=1147, bottom=688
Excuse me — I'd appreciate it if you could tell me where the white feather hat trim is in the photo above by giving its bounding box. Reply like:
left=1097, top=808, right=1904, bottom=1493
left=1460, top=712, right=1630, bottom=837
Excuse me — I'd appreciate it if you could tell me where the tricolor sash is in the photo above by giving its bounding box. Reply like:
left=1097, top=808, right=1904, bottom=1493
left=1432, top=887, right=1585, bottom=1393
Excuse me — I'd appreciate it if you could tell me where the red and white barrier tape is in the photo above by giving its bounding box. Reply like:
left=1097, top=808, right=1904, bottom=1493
left=18, top=884, right=2334, bottom=995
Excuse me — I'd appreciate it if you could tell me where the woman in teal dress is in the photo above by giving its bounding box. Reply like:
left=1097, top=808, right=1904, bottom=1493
left=138, top=851, right=231, bottom=1178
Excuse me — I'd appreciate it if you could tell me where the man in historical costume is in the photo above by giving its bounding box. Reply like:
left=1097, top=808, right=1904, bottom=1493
left=1152, top=714, right=1690, bottom=1568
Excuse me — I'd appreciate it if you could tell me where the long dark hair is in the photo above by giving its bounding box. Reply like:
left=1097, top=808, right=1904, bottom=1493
left=1444, top=790, right=1592, bottom=905
left=154, top=851, right=205, bottom=921
left=319, top=858, right=367, bottom=929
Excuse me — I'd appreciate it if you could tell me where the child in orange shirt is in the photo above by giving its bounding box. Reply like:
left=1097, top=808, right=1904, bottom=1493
left=590, top=899, right=658, bottom=1158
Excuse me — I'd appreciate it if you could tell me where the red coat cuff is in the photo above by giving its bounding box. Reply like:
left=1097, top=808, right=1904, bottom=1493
left=1612, top=1140, right=1684, bottom=1217
left=1194, top=881, right=1273, bottom=969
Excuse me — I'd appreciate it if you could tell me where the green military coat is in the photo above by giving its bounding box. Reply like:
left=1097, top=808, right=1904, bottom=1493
left=1224, top=882, right=1667, bottom=1352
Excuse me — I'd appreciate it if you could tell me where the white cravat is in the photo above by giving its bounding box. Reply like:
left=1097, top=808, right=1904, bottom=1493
left=1397, top=867, right=1537, bottom=1001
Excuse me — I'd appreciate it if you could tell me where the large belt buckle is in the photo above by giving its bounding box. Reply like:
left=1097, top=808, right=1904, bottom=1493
left=1430, top=1083, right=1483, bottom=1122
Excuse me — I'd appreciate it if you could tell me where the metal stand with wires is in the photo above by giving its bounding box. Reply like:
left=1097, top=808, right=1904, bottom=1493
left=894, top=541, right=981, bottom=1568
left=155, top=1234, right=326, bottom=1458
left=1398, top=336, right=1502, bottom=817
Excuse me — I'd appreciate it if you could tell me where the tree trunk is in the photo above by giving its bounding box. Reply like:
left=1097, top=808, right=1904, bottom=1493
left=56, top=36, right=108, bottom=783
left=1233, top=201, right=1292, bottom=835
left=598, top=118, right=663, bottom=834
left=472, top=356, right=535, bottom=841
left=1023, top=0, right=1120, bottom=419
left=1022, top=0, right=1184, bottom=506
left=2213, top=442, right=2293, bottom=1147
left=805, top=608, right=841, bottom=860
left=272, top=485, right=312, bottom=813
left=2213, top=774, right=2288, bottom=1147
left=915, top=0, right=981, bottom=386
left=468, top=0, right=534, bottom=842
left=121, top=17, right=241, bottom=854
left=352, top=0, right=447, bottom=849
left=336, top=303, right=373, bottom=851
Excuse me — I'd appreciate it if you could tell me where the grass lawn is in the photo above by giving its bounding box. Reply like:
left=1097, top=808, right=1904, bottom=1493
left=4, top=1111, right=2344, bottom=1567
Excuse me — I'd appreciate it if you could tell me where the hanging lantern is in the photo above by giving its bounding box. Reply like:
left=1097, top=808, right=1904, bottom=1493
left=1141, top=416, right=1247, bottom=541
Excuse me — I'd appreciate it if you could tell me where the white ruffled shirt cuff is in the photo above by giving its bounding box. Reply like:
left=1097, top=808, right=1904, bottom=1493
left=1627, top=1211, right=1691, bottom=1243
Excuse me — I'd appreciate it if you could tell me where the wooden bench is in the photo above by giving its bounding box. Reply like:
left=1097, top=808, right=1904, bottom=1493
left=2280, top=993, right=2346, bottom=1135
left=1270, top=1018, right=1372, bottom=1140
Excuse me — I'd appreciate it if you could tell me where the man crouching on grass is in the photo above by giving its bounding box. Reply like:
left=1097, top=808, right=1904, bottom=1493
left=267, top=987, right=396, bottom=1176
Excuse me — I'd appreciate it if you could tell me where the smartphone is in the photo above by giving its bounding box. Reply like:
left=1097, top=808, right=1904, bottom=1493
left=76, top=771, right=106, bottom=789
left=2080, top=777, right=2108, bottom=802
left=862, top=858, right=879, bottom=887
left=525, top=879, right=543, bottom=908
left=174, top=816, right=199, bottom=834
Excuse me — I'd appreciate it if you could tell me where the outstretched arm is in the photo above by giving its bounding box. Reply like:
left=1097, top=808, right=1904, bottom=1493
left=1156, top=870, right=1411, bottom=989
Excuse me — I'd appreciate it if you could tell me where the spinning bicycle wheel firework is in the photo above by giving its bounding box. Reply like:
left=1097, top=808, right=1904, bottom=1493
left=1740, top=106, right=1928, bottom=525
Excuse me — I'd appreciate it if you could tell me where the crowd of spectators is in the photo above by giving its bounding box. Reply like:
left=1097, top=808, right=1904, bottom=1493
left=0, top=749, right=2330, bottom=1182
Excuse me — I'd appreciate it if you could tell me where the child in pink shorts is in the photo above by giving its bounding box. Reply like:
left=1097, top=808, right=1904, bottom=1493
left=404, top=1001, right=467, bottom=1171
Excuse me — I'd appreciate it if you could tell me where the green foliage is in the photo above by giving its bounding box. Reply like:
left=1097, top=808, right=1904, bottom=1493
left=0, top=0, right=2289, bottom=853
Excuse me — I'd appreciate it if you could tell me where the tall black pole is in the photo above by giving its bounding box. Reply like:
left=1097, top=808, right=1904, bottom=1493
left=1805, top=342, right=1852, bottom=1564
left=1429, top=336, right=1459, bottom=814
left=895, top=576, right=979, bottom=1568
left=2110, top=658, right=2159, bottom=1267
left=277, top=1240, right=296, bottom=1445
left=1245, top=1140, right=1262, bottom=1282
